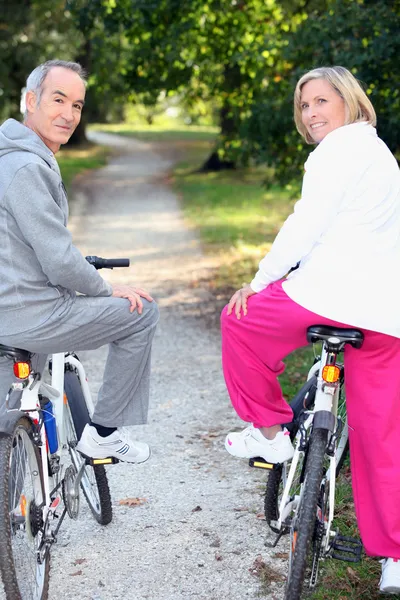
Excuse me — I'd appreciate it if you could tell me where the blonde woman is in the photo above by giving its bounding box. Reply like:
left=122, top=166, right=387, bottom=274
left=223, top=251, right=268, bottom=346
left=221, top=66, right=400, bottom=593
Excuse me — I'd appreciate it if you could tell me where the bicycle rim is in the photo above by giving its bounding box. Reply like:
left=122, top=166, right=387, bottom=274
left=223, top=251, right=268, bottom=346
left=285, top=428, right=328, bottom=600
left=265, top=449, right=306, bottom=534
left=64, top=403, right=112, bottom=524
left=63, top=369, right=112, bottom=525
left=0, top=419, right=50, bottom=600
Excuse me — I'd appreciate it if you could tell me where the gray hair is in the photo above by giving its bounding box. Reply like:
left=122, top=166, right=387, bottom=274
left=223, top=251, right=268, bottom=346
left=24, top=60, right=86, bottom=118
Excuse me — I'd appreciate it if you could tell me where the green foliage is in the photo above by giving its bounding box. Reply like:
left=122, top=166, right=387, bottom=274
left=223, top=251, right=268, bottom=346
left=0, top=0, right=79, bottom=120
left=245, top=0, right=400, bottom=183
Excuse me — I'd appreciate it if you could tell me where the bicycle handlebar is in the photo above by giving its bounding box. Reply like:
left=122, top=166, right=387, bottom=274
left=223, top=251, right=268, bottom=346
left=85, top=255, right=130, bottom=270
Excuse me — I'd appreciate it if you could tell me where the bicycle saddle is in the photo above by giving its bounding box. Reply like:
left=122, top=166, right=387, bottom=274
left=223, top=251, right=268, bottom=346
left=307, top=325, right=364, bottom=349
left=0, top=344, right=32, bottom=361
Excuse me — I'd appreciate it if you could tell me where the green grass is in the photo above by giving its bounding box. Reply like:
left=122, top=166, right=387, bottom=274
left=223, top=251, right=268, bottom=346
left=90, top=122, right=218, bottom=143
left=57, top=143, right=110, bottom=191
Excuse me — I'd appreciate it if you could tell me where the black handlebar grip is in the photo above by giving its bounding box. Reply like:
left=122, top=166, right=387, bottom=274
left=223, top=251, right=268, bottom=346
left=103, top=258, right=130, bottom=268
left=85, top=256, right=130, bottom=270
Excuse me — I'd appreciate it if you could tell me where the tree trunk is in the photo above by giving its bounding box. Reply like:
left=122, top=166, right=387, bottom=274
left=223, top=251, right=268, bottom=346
left=200, top=64, right=241, bottom=172
left=68, top=39, right=91, bottom=146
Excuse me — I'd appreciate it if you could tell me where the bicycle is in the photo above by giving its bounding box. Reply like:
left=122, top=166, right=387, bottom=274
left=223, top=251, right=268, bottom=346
left=0, top=256, right=129, bottom=600
left=249, top=324, right=364, bottom=600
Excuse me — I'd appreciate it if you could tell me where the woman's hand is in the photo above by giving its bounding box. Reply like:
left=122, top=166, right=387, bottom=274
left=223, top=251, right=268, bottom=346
left=227, top=284, right=256, bottom=319
left=112, top=284, right=153, bottom=314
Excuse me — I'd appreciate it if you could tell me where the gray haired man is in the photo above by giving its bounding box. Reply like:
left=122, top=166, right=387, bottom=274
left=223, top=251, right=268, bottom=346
left=0, top=60, right=159, bottom=462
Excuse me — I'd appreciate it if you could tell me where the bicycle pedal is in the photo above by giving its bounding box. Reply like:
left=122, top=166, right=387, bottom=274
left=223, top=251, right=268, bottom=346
left=249, top=457, right=281, bottom=470
left=84, top=456, right=120, bottom=466
left=330, top=534, right=363, bottom=563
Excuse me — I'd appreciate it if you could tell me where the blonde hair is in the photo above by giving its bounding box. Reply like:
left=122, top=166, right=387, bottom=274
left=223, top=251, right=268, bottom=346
left=294, top=66, right=376, bottom=144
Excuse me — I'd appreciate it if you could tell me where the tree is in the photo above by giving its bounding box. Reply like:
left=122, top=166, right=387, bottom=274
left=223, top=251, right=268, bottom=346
left=0, top=0, right=80, bottom=122
left=244, top=0, right=400, bottom=183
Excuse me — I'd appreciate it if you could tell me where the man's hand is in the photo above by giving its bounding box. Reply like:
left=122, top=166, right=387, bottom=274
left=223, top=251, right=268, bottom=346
left=112, top=285, right=153, bottom=314
left=227, top=284, right=256, bottom=319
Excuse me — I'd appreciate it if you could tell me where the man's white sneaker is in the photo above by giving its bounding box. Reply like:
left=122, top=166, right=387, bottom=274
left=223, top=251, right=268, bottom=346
left=225, top=425, right=294, bottom=463
left=76, top=425, right=150, bottom=464
left=380, top=558, right=400, bottom=594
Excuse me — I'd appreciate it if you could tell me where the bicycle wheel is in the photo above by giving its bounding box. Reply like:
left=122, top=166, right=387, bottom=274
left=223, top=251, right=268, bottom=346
left=265, top=450, right=306, bottom=535
left=285, top=428, right=329, bottom=600
left=0, top=417, right=50, bottom=600
left=64, top=369, right=112, bottom=526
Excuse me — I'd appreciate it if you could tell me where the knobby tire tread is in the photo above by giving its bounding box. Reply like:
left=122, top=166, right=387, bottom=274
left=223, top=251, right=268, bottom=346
left=285, top=428, right=329, bottom=600
left=64, top=371, right=112, bottom=526
left=264, top=466, right=282, bottom=531
left=0, top=418, right=50, bottom=600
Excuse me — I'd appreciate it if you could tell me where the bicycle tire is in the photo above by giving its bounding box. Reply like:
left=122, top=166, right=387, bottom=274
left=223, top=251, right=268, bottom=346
left=0, top=417, right=50, bottom=600
left=64, top=370, right=112, bottom=526
left=285, top=428, right=329, bottom=600
left=265, top=375, right=348, bottom=530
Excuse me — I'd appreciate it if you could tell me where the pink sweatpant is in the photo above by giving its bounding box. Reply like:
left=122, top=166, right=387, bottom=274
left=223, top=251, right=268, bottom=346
left=221, top=280, right=400, bottom=558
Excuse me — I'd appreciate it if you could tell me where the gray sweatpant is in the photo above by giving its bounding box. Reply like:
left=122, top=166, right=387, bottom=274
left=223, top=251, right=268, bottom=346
left=0, top=295, right=159, bottom=427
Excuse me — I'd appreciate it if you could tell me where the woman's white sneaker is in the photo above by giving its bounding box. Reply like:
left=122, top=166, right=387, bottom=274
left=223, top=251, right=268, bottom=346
left=380, top=558, right=400, bottom=594
left=225, top=425, right=294, bottom=463
left=76, top=425, right=150, bottom=464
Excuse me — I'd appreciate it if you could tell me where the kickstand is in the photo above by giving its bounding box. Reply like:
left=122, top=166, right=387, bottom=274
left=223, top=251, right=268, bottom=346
left=265, top=528, right=288, bottom=548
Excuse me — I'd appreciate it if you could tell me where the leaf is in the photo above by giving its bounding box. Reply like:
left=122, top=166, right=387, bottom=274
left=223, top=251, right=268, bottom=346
left=73, top=558, right=87, bottom=566
left=118, top=497, right=147, bottom=507
left=69, top=570, right=83, bottom=577
left=273, top=552, right=289, bottom=559
left=192, top=505, right=202, bottom=512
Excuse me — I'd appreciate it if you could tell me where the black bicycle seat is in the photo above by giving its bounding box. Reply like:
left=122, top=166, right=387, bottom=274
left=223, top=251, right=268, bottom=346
left=0, top=344, right=32, bottom=361
left=307, top=325, right=364, bottom=349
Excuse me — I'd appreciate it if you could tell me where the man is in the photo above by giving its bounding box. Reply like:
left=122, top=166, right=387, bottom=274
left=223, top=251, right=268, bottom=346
left=0, top=60, right=159, bottom=462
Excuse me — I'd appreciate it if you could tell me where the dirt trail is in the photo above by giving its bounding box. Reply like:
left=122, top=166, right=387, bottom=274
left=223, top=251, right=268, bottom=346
left=46, top=131, right=286, bottom=600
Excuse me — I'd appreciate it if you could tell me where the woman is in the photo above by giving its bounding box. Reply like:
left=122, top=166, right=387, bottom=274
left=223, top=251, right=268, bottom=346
left=221, top=66, right=400, bottom=593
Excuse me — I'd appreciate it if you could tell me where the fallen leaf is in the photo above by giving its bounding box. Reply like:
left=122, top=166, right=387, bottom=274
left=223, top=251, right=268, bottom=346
left=73, top=558, right=87, bottom=566
left=273, top=552, right=289, bottom=560
left=69, top=570, right=82, bottom=577
left=215, top=552, right=223, bottom=561
left=192, top=505, right=202, bottom=512
left=256, top=512, right=266, bottom=519
left=118, top=497, right=147, bottom=507
left=233, top=507, right=248, bottom=512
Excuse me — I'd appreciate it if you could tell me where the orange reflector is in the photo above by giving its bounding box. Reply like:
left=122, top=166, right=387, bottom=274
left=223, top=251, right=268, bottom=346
left=292, top=531, right=297, bottom=554
left=63, top=393, right=68, bottom=405
left=20, top=495, right=27, bottom=517
left=322, top=365, right=340, bottom=383
left=13, top=362, right=31, bottom=379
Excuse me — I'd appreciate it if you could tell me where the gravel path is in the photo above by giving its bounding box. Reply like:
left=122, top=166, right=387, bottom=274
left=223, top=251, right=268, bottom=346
left=32, top=133, right=287, bottom=599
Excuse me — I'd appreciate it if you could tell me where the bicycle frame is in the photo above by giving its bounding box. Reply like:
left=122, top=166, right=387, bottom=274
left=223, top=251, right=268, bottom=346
left=50, top=353, right=95, bottom=446
left=5, top=352, right=95, bottom=531
left=276, top=342, right=343, bottom=548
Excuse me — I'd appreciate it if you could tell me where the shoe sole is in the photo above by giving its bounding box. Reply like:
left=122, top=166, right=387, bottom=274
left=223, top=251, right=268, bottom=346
left=76, top=442, right=151, bottom=465
left=224, top=438, right=294, bottom=463
left=380, top=587, right=400, bottom=595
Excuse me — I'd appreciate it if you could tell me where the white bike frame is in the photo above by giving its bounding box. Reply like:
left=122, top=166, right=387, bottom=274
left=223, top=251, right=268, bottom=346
left=7, top=352, right=95, bottom=519
left=275, top=343, right=343, bottom=549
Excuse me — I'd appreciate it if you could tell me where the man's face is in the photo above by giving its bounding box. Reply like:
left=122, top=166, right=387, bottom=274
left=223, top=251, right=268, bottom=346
left=25, top=67, right=85, bottom=153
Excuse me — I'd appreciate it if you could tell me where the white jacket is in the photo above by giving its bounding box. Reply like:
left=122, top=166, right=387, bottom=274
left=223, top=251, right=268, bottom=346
left=250, top=122, right=400, bottom=337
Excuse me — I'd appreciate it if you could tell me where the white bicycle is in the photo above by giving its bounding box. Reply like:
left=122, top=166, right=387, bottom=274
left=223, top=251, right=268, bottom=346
left=250, top=325, right=364, bottom=599
left=0, top=256, right=128, bottom=600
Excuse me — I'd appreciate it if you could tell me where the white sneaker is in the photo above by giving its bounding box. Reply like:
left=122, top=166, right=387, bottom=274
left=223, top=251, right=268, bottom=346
left=225, top=425, right=294, bottom=463
left=380, top=558, right=400, bottom=594
left=76, top=425, right=150, bottom=464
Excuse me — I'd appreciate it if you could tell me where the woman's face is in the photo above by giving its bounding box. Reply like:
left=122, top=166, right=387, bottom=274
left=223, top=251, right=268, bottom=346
left=300, top=78, right=347, bottom=143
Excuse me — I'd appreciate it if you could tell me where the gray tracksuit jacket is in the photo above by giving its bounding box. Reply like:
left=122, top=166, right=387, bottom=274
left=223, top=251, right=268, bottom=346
left=0, top=119, right=112, bottom=336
